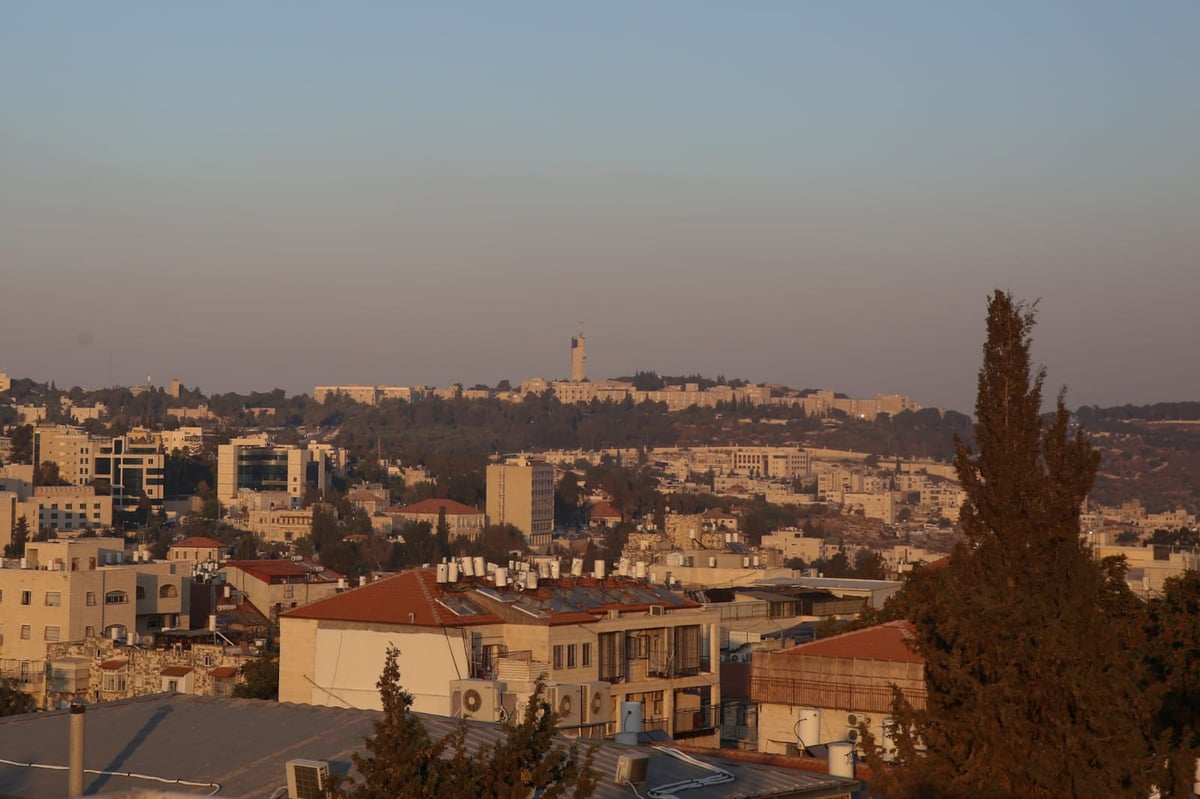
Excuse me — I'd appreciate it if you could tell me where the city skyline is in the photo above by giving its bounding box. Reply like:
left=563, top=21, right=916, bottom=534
left=3, top=3, right=1198, bottom=414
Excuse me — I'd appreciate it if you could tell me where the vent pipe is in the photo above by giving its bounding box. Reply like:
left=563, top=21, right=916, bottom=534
left=68, top=701, right=85, bottom=798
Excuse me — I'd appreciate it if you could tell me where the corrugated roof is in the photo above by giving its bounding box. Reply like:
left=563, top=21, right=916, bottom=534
left=0, top=695, right=859, bottom=799
left=780, top=621, right=923, bottom=664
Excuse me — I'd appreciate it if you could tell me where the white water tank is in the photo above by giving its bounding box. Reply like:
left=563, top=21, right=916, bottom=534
left=495, top=567, right=507, bottom=588
left=436, top=563, right=449, bottom=583
left=635, top=562, right=647, bottom=580
left=447, top=561, right=459, bottom=583
left=615, top=701, right=643, bottom=745
left=525, top=571, right=538, bottom=590
left=594, top=560, right=606, bottom=580
left=796, top=708, right=821, bottom=749
left=461, top=557, right=474, bottom=578
left=828, top=741, right=855, bottom=779
left=571, top=558, right=584, bottom=577
left=474, top=556, right=486, bottom=577
left=550, top=561, right=561, bottom=580
left=208, top=614, right=217, bottom=632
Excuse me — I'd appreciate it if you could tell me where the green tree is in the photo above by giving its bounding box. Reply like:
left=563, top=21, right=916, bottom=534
left=232, top=651, right=279, bottom=700
left=345, top=646, right=596, bottom=799
left=1144, top=570, right=1200, bottom=796
left=876, top=291, right=1152, bottom=798
left=4, top=516, right=30, bottom=558
left=0, top=678, right=36, bottom=716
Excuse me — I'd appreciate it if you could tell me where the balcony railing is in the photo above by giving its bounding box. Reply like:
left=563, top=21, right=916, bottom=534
left=673, top=705, right=719, bottom=739
left=750, top=676, right=926, bottom=714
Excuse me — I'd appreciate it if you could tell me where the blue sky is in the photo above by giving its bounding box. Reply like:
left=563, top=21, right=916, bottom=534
left=2, top=2, right=1197, bottom=413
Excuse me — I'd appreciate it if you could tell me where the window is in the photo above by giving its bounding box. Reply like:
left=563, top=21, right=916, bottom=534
left=136, top=586, right=146, bottom=600
left=45, top=592, right=61, bottom=606
left=86, top=592, right=97, bottom=606
left=102, top=670, right=127, bottom=692
left=85, top=626, right=95, bottom=637
left=567, top=644, right=577, bottom=669
left=105, top=590, right=128, bottom=605
left=582, top=642, right=592, bottom=668
left=673, top=625, right=702, bottom=676
left=159, top=584, right=178, bottom=598
left=284, top=583, right=295, bottom=598
left=598, top=632, right=624, bottom=682
left=553, top=645, right=564, bottom=670
left=20, top=625, right=31, bottom=640
left=21, top=591, right=31, bottom=606
left=44, top=626, right=61, bottom=641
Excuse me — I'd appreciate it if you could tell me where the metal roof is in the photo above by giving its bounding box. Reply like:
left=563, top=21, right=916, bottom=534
left=0, top=695, right=858, bottom=799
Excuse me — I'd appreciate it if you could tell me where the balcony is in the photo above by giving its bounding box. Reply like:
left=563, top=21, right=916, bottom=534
left=672, top=705, right=720, bottom=740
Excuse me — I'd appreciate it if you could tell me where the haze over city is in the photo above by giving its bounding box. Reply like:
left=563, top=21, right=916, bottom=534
left=3, top=3, right=1197, bottom=414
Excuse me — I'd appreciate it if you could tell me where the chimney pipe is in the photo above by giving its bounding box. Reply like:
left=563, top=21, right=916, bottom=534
left=69, top=701, right=85, bottom=798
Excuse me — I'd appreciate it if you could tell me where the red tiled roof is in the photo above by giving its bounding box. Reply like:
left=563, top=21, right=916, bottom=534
left=100, top=659, right=128, bottom=670
left=589, top=501, right=622, bottom=519
left=161, top=666, right=193, bottom=677
left=702, top=509, right=736, bottom=520
left=222, top=560, right=341, bottom=582
left=171, top=537, right=224, bottom=549
left=394, top=498, right=483, bottom=516
left=781, top=621, right=923, bottom=664
left=283, top=569, right=502, bottom=627
left=210, top=666, right=238, bottom=679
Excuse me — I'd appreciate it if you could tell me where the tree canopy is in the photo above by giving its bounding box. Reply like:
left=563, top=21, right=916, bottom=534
left=877, top=291, right=1153, bottom=798
left=343, top=646, right=596, bottom=799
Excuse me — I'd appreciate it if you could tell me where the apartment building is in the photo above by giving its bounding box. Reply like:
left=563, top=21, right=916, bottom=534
left=33, top=426, right=95, bottom=486
left=279, top=564, right=722, bottom=744
left=216, top=436, right=341, bottom=509
left=752, top=621, right=925, bottom=760
left=0, top=538, right=189, bottom=704
left=486, top=458, right=554, bottom=549
left=219, top=559, right=341, bottom=621
left=92, top=434, right=165, bottom=515
left=31, top=426, right=164, bottom=518
left=45, top=633, right=253, bottom=707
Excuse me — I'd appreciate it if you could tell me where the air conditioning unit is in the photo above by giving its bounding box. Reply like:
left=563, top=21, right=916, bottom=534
left=614, top=753, right=649, bottom=785
left=285, top=759, right=330, bottom=799
left=846, top=712, right=870, bottom=744
left=580, top=680, right=611, bottom=725
left=450, top=679, right=502, bottom=721
left=649, top=605, right=665, bottom=616
left=548, top=683, right=583, bottom=727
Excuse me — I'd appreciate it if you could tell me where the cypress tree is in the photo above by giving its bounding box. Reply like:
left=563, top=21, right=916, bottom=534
left=879, top=291, right=1152, bottom=798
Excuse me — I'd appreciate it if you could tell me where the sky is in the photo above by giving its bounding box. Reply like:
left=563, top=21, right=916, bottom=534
left=2, top=2, right=1197, bottom=415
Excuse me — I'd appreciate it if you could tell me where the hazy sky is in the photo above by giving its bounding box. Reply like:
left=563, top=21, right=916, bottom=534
left=3, top=3, right=1197, bottom=414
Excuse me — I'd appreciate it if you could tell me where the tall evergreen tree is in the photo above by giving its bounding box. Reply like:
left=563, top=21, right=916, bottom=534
left=877, top=291, right=1152, bottom=798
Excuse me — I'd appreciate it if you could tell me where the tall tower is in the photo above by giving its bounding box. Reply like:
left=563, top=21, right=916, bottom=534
left=570, top=332, right=586, bottom=382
